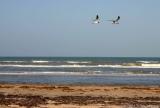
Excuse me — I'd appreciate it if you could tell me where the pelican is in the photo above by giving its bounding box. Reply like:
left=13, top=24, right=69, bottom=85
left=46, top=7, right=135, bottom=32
left=93, top=14, right=100, bottom=24
left=108, top=16, right=120, bottom=24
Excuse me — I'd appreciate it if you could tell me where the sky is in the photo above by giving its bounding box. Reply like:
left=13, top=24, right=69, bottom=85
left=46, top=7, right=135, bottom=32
left=0, top=0, right=160, bottom=57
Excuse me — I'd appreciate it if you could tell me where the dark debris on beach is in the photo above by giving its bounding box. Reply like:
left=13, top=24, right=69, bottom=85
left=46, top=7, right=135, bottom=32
left=0, top=94, right=46, bottom=108
left=0, top=93, right=160, bottom=108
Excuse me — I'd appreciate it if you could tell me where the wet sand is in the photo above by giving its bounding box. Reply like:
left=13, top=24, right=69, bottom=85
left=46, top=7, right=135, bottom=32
left=0, top=83, right=160, bottom=108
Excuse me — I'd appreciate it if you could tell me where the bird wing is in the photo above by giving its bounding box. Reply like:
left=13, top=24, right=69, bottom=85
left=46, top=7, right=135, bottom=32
left=116, top=16, right=120, bottom=21
left=96, top=15, right=99, bottom=20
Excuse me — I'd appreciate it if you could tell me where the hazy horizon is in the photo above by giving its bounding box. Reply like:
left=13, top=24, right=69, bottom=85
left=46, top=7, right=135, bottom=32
left=0, top=0, right=160, bottom=57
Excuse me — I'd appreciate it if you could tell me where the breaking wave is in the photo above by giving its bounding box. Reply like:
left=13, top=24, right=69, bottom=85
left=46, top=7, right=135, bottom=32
left=136, top=61, right=159, bottom=64
left=0, top=71, right=159, bottom=76
left=66, top=61, right=91, bottom=64
left=0, top=61, right=25, bottom=63
left=1, top=64, right=160, bottom=68
left=32, top=60, right=50, bottom=63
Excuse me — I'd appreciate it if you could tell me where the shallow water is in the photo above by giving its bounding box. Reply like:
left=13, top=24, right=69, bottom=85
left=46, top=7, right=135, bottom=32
left=0, top=57, right=160, bottom=85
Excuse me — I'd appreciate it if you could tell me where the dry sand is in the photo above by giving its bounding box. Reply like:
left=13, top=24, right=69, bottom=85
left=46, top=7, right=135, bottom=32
left=0, top=83, right=160, bottom=108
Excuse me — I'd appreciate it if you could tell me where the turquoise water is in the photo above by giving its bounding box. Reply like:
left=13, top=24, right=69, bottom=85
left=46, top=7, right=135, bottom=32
left=0, top=57, right=160, bottom=85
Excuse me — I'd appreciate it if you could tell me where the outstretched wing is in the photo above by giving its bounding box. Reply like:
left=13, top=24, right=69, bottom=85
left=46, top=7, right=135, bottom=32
left=116, top=16, right=120, bottom=21
left=96, top=15, right=99, bottom=20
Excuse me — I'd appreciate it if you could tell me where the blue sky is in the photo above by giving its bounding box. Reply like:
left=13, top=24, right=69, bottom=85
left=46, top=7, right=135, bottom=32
left=0, top=0, right=160, bottom=57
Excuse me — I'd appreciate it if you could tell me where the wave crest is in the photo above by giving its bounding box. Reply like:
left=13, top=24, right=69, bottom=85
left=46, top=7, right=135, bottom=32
left=0, top=63, right=160, bottom=68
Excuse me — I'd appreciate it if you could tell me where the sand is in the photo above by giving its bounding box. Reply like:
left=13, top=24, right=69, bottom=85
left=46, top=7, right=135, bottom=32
left=0, top=83, right=160, bottom=108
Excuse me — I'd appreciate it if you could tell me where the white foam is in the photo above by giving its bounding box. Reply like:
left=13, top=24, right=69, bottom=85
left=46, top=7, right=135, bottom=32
left=66, top=61, right=91, bottom=64
left=0, top=65, right=54, bottom=67
left=0, top=72, right=85, bottom=75
left=141, top=64, right=160, bottom=67
left=136, top=61, right=159, bottom=64
left=1, top=64, right=160, bottom=68
left=0, top=71, right=159, bottom=76
left=32, top=60, right=49, bottom=63
left=0, top=61, right=25, bottom=63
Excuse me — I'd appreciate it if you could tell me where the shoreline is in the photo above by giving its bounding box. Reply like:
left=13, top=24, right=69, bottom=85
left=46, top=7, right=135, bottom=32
left=1, top=82, right=160, bottom=86
left=0, top=75, right=160, bottom=86
left=0, top=83, right=160, bottom=108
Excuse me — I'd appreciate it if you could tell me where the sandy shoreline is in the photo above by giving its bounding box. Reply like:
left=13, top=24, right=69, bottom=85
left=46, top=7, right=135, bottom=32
left=0, top=83, right=160, bottom=108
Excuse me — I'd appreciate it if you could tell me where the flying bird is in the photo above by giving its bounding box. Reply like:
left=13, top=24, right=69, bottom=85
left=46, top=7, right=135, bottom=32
left=108, top=16, right=120, bottom=24
left=93, top=14, right=100, bottom=24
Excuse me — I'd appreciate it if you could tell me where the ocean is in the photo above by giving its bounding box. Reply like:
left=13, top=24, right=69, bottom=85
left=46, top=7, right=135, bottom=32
left=0, top=57, right=160, bottom=85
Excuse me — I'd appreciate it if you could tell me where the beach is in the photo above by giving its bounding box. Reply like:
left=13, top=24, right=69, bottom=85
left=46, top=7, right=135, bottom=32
left=0, top=83, right=160, bottom=108
left=1, top=0, right=160, bottom=107
left=0, top=57, right=160, bottom=107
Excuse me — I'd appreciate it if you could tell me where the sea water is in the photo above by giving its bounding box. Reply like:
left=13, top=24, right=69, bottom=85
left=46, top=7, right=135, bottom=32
left=0, top=57, right=160, bottom=85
